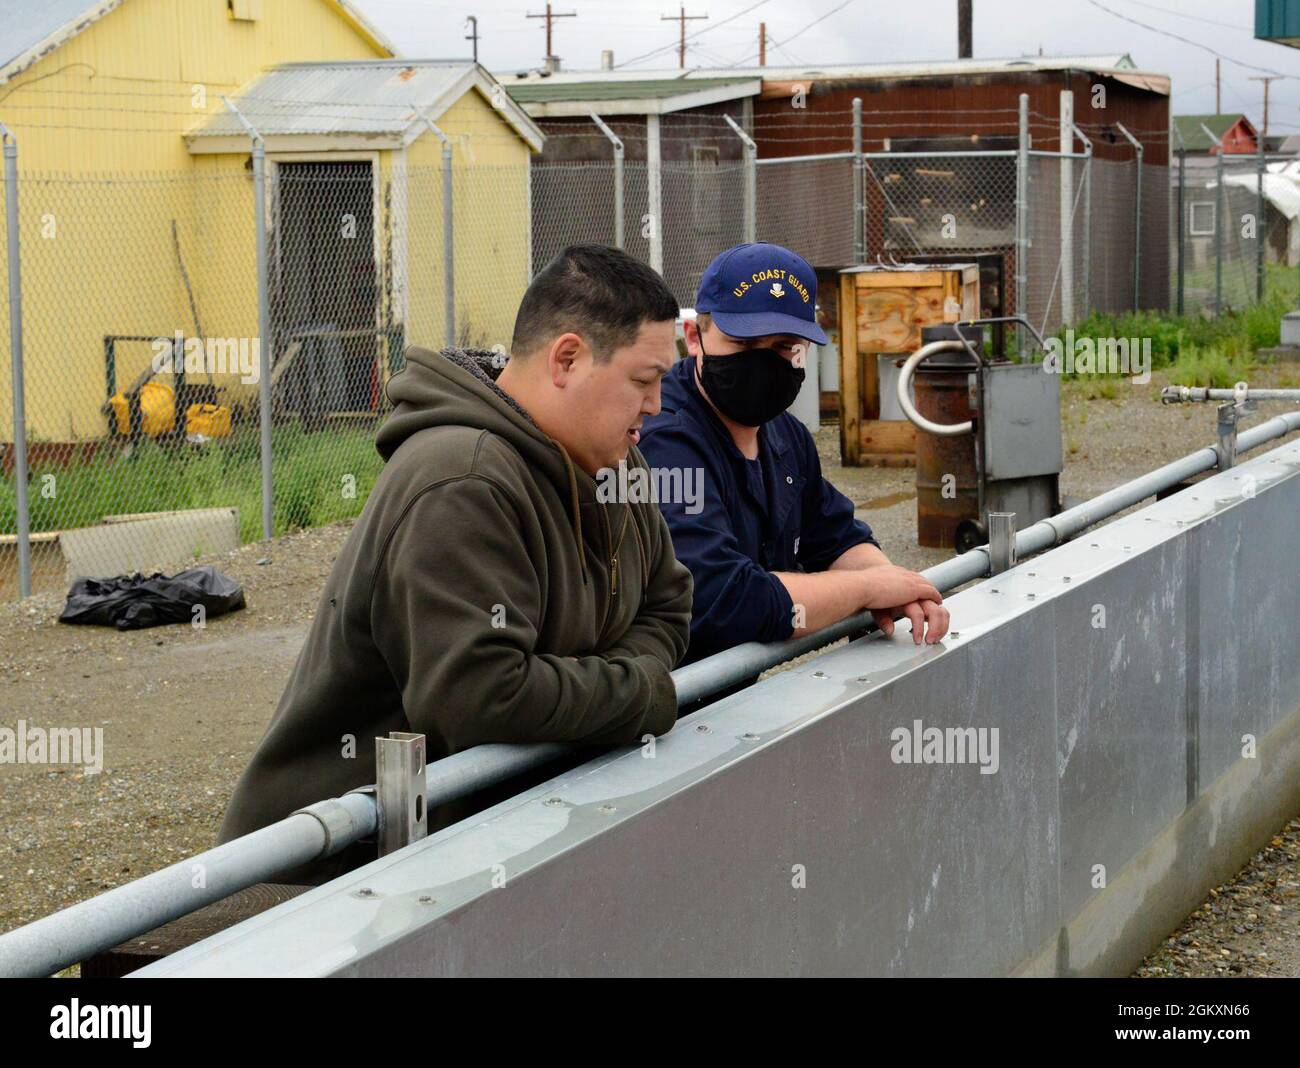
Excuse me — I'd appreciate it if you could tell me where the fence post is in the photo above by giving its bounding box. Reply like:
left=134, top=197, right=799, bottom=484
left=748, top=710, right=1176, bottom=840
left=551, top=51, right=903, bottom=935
left=590, top=112, right=625, bottom=249
left=1202, top=123, right=1224, bottom=316
left=1256, top=137, right=1265, bottom=303
left=1116, top=122, right=1143, bottom=311
left=0, top=124, right=30, bottom=598
left=852, top=97, right=864, bottom=264
left=1173, top=120, right=1185, bottom=316
left=414, top=108, right=456, bottom=348
left=1016, top=94, right=1029, bottom=356
left=647, top=114, right=663, bottom=275
left=724, top=114, right=757, bottom=244
left=1073, top=123, right=1094, bottom=318
left=222, top=98, right=274, bottom=542
left=1059, top=91, right=1074, bottom=325
left=1216, top=144, right=1224, bottom=316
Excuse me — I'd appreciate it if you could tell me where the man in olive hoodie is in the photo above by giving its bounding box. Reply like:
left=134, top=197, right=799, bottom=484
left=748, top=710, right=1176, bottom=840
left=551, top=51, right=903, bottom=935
left=218, top=245, right=692, bottom=883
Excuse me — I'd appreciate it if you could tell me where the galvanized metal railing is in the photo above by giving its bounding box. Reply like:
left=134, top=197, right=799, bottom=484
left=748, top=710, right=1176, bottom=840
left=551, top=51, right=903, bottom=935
left=2, top=408, right=1299, bottom=978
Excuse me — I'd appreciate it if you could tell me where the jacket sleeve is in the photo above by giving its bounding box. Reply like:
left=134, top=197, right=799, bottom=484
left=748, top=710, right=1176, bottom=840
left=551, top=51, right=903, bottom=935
left=793, top=426, right=879, bottom=573
left=639, top=424, right=796, bottom=660
left=370, top=474, right=678, bottom=752
left=601, top=498, right=693, bottom=670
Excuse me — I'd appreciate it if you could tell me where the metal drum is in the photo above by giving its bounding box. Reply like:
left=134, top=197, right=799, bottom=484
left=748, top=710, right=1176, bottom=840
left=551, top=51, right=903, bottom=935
left=913, top=338, right=979, bottom=548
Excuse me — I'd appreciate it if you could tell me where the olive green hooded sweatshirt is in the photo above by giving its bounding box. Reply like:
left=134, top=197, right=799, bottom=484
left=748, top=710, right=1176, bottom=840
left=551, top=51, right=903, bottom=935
left=218, top=346, right=692, bottom=883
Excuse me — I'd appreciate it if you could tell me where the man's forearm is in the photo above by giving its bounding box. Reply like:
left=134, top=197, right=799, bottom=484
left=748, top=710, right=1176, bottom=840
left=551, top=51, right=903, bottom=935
left=830, top=541, right=890, bottom=570
left=774, top=569, right=870, bottom=636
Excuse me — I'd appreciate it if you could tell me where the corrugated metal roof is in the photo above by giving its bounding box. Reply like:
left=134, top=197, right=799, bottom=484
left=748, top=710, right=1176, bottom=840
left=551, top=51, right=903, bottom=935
left=1223, top=170, right=1300, bottom=222
left=501, top=53, right=1141, bottom=87
left=507, top=76, right=755, bottom=104
left=191, top=60, right=473, bottom=137
left=187, top=59, right=545, bottom=152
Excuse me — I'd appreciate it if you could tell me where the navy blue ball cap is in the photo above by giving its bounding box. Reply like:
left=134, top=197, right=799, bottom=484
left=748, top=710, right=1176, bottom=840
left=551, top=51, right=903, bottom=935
left=695, top=242, right=828, bottom=345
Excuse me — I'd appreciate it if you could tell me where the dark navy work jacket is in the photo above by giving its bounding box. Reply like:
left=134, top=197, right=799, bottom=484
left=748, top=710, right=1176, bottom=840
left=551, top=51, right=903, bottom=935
left=639, top=356, right=877, bottom=664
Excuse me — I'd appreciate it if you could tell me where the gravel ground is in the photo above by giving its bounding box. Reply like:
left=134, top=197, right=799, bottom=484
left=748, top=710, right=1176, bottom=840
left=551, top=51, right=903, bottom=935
left=1133, top=818, right=1300, bottom=978
left=1, top=364, right=1298, bottom=975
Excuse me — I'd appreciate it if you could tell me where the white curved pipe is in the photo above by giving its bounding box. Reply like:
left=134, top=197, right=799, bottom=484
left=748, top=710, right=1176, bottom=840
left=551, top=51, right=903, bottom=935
left=896, top=340, right=973, bottom=437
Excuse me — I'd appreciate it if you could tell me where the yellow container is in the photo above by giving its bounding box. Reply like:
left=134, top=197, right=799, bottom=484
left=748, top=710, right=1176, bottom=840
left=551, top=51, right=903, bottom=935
left=138, top=381, right=175, bottom=437
left=186, top=403, right=232, bottom=438
left=108, top=381, right=175, bottom=437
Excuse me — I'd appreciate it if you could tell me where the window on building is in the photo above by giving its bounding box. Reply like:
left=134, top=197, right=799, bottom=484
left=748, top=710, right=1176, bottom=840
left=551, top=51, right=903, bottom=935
left=1188, top=201, right=1216, bottom=236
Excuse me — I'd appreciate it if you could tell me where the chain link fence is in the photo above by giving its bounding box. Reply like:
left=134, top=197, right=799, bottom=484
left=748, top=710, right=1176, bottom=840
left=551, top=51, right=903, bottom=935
left=0, top=156, right=536, bottom=600
left=0, top=168, right=264, bottom=600
left=2, top=121, right=1175, bottom=601
left=1171, top=152, right=1300, bottom=316
left=757, top=153, right=856, bottom=268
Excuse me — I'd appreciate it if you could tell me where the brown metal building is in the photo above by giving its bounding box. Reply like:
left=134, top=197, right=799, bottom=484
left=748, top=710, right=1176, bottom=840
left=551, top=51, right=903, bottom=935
left=506, top=55, right=1171, bottom=316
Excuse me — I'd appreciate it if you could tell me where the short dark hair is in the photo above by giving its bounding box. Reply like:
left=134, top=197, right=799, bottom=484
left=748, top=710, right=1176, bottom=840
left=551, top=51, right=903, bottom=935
left=511, top=245, right=679, bottom=362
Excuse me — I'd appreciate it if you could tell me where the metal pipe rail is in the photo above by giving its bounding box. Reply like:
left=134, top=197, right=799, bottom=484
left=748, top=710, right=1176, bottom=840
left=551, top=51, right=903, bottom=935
left=1163, top=384, right=1300, bottom=404
left=3, top=409, right=1300, bottom=978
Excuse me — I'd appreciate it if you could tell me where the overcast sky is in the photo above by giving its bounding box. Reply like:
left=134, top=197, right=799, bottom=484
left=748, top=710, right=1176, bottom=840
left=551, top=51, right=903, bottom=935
left=353, top=0, right=1300, bottom=133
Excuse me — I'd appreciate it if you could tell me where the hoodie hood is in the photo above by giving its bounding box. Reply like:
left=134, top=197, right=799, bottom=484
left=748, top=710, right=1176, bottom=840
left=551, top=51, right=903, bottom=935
left=378, top=346, right=600, bottom=578
left=379, top=346, right=544, bottom=460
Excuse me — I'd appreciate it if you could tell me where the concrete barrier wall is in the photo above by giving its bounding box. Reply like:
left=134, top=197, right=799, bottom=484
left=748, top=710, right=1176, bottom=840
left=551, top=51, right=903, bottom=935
left=137, top=439, right=1300, bottom=977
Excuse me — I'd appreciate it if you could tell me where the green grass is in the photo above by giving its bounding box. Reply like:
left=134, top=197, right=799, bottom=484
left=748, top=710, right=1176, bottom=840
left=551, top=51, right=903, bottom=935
left=1046, top=263, right=1297, bottom=389
left=1163, top=346, right=1257, bottom=390
left=0, top=424, right=384, bottom=542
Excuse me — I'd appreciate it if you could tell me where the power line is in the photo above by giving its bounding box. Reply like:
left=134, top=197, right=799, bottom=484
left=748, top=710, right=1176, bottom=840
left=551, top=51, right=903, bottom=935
left=1248, top=75, right=1283, bottom=136
left=526, top=3, right=577, bottom=64
left=1084, top=0, right=1298, bottom=80
left=723, top=0, right=857, bottom=68
left=614, top=0, right=772, bottom=69
left=662, top=6, right=710, bottom=69
left=1111, top=0, right=1252, bottom=33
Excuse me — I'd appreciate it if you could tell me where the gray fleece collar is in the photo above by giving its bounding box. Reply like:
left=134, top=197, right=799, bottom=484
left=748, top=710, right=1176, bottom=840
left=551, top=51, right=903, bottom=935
left=440, top=347, right=536, bottom=428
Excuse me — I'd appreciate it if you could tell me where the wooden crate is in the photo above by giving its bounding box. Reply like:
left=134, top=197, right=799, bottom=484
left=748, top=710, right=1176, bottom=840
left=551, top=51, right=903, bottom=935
left=837, top=263, right=980, bottom=466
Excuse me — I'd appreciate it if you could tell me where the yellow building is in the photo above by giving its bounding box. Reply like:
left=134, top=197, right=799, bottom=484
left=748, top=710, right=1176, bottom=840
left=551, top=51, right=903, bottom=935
left=0, top=0, right=542, bottom=445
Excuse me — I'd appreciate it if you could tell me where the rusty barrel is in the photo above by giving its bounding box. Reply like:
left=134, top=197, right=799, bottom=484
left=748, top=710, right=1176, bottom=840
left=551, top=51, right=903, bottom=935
left=913, top=332, right=980, bottom=548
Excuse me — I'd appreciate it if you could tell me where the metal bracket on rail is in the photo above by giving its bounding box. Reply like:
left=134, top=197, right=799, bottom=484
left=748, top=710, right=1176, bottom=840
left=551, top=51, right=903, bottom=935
left=987, top=512, right=1018, bottom=574
left=1214, top=383, right=1259, bottom=471
left=368, top=731, right=428, bottom=857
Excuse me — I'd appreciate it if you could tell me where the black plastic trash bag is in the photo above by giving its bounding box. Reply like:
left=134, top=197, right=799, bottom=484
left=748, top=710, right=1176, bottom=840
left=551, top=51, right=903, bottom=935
left=59, top=566, right=246, bottom=630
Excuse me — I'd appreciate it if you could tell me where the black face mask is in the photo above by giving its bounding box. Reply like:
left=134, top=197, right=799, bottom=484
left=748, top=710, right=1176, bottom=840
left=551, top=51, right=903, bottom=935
left=697, top=340, right=806, bottom=428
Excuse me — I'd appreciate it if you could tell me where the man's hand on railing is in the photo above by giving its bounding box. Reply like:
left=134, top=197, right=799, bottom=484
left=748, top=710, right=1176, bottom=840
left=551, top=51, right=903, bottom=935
left=859, top=564, right=949, bottom=645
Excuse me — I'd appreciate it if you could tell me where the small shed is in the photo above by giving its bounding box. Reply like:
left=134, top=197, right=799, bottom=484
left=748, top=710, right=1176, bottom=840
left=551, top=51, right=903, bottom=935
left=186, top=59, right=545, bottom=408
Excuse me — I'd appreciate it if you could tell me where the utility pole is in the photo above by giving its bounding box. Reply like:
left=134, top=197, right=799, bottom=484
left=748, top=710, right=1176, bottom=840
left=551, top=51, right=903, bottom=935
left=1249, top=75, right=1280, bottom=138
left=527, top=3, right=576, bottom=67
left=465, top=15, right=479, bottom=64
left=661, top=6, right=708, bottom=69
left=1215, top=58, right=1221, bottom=114
left=958, top=0, right=972, bottom=59
left=759, top=21, right=766, bottom=67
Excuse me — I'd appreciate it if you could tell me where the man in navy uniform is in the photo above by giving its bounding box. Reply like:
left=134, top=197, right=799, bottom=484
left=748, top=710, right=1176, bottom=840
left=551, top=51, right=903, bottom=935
left=639, top=242, right=949, bottom=672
